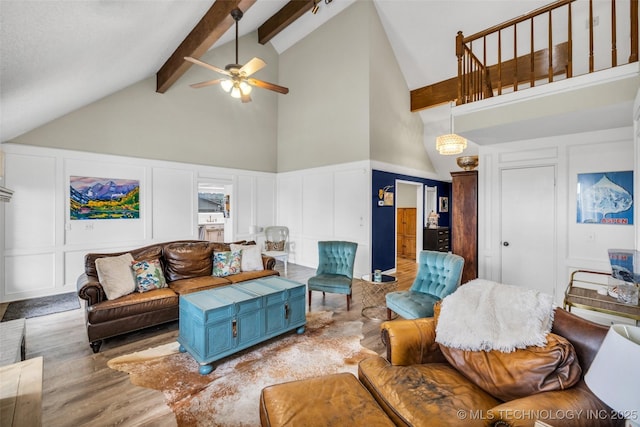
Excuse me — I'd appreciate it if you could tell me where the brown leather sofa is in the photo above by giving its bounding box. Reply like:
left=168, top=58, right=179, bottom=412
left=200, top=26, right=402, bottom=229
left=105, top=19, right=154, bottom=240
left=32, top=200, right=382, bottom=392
left=77, top=240, right=278, bottom=353
left=356, top=307, right=622, bottom=427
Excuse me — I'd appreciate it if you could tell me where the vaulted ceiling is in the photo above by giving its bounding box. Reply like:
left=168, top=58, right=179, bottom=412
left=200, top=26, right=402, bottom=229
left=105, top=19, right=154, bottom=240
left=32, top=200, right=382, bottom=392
left=1, top=0, right=559, bottom=143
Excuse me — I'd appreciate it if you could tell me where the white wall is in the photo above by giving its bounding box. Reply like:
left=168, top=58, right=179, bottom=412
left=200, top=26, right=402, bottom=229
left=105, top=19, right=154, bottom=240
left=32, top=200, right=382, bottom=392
left=277, top=2, right=371, bottom=173
left=276, top=161, right=371, bottom=278
left=368, top=1, right=432, bottom=173
left=9, top=31, right=280, bottom=173
left=0, top=143, right=276, bottom=302
left=479, top=126, right=635, bottom=310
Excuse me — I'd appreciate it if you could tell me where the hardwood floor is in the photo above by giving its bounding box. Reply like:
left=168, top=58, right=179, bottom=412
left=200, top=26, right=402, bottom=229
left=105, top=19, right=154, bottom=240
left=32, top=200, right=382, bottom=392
left=19, top=258, right=417, bottom=426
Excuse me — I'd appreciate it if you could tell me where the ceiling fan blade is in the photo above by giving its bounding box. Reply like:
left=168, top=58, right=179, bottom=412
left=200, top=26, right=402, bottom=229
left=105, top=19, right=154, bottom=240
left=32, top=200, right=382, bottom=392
left=247, top=78, right=289, bottom=95
left=190, top=78, right=224, bottom=89
left=239, top=57, right=266, bottom=77
left=241, top=92, right=252, bottom=103
left=184, top=56, right=230, bottom=76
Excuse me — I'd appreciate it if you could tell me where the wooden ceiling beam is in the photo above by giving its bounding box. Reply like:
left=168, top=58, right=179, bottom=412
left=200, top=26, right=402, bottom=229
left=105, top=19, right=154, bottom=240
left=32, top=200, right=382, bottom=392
left=156, top=0, right=256, bottom=93
left=258, top=0, right=313, bottom=45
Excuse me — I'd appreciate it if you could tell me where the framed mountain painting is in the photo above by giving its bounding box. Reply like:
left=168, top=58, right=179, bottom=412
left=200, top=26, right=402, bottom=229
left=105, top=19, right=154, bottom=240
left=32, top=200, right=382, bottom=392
left=70, top=176, right=140, bottom=220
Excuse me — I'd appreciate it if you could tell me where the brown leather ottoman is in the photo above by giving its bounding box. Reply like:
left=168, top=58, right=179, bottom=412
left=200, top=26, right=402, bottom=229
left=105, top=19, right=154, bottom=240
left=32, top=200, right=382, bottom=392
left=259, top=372, right=395, bottom=427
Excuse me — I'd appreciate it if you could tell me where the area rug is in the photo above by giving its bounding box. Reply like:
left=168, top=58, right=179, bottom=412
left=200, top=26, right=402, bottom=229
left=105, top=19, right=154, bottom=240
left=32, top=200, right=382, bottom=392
left=1, top=292, right=80, bottom=321
left=108, top=311, right=377, bottom=426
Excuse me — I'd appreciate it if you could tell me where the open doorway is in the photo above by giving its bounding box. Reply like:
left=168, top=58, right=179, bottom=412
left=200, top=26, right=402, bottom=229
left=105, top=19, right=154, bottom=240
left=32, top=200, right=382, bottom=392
left=198, top=180, right=232, bottom=242
left=395, top=180, right=423, bottom=266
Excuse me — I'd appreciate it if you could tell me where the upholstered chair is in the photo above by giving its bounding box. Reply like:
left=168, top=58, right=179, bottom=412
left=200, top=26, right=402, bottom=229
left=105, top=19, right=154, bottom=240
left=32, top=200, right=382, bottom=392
left=262, top=226, right=290, bottom=275
left=307, top=241, right=358, bottom=311
left=385, top=250, right=464, bottom=319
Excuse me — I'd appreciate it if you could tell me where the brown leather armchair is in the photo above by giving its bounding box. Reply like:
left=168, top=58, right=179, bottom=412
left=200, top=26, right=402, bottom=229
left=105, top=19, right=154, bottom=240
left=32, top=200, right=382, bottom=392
left=357, top=308, right=623, bottom=427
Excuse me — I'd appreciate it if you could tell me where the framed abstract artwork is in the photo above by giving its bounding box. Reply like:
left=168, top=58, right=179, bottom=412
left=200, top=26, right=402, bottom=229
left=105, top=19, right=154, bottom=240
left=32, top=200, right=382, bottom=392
left=577, top=171, right=633, bottom=225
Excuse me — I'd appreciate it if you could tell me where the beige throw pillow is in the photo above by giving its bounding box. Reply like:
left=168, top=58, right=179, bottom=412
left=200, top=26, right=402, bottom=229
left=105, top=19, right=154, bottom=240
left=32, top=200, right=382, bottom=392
left=230, top=244, right=264, bottom=272
left=95, top=253, right=137, bottom=300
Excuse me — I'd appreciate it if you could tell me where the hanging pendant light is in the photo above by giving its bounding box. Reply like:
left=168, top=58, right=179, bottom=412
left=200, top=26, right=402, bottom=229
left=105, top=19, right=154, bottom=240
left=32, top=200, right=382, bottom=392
left=436, top=102, right=467, bottom=155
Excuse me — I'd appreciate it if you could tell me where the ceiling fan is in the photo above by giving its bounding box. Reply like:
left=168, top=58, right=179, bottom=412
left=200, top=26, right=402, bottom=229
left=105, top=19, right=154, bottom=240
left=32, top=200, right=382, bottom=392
left=184, top=8, right=289, bottom=103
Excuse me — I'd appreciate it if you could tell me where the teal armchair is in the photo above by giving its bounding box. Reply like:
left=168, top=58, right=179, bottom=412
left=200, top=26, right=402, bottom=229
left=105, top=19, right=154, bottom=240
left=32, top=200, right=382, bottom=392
left=385, top=250, right=464, bottom=319
left=307, top=241, right=358, bottom=311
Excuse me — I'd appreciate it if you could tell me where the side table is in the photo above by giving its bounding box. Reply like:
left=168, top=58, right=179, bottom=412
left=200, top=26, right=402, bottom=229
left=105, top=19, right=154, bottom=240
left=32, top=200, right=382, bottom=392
left=361, top=274, right=398, bottom=320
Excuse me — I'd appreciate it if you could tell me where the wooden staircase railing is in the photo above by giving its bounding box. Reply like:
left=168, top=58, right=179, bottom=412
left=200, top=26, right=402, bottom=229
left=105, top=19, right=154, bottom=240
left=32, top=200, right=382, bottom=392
left=410, top=0, right=638, bottom=111
left=456, top=0, right=638, bottom=106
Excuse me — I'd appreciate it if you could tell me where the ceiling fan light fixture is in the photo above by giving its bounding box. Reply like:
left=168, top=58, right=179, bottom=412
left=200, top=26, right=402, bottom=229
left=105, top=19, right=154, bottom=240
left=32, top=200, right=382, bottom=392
left=230, top=85, right=241, bottom=99
left=220, top=79, right=233, bottom=92
left=239, top=81, right=252, bottom=94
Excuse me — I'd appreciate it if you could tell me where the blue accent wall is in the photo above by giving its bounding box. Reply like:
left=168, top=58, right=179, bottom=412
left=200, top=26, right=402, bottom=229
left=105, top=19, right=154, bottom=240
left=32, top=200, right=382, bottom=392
left=372, top=170, right=451, bottom=272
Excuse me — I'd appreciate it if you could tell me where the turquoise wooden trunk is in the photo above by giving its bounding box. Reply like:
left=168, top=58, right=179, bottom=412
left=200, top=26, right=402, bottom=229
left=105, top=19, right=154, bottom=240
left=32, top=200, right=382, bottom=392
left=178, top=277, right=306, bottom=374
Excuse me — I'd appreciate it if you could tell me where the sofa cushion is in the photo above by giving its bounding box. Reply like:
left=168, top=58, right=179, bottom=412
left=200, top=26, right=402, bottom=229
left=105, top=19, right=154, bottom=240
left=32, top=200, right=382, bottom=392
left=168, top=275, right=231, bottom=295
left=163, top=242, right=214, bottom=282
left=95, top=253, right=137, bottom=300
left=230, top=243, right=264, bottom=272
left=87, top=288, right=178, bottom=324
left=131, top=258, right=167, bottom=292
left=85, top=244, right=164, bottom=278
left=358, top=356, right=500, bottom=427
left=265, top=240, right=285, bottom=251
left=439, top=333, right=582, bottom=401
left=212, top=251, right=242, bottom=277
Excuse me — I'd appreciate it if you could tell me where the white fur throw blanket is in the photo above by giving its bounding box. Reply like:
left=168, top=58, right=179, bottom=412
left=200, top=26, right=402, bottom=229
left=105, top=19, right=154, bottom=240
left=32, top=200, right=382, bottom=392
left=435, top=279, right=555, bottom=353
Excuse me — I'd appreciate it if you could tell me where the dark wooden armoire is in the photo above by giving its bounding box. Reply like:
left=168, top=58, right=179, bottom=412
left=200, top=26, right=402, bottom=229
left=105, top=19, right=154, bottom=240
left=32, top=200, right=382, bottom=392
left=451, top=170, right=478, bottom=284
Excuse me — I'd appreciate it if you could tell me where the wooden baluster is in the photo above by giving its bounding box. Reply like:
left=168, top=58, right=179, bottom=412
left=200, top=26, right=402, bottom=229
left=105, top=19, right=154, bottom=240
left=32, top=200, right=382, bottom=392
left=483, top=36, right=487, bottom=99
left=513, top=26, right=518, bottom=91
left=468, top=50, right=472, bottom=102
left=567, top=2, right=573, bottom=77
left=530, top=17, right=535, bottom=87
left=631, top=0, right=638, bottom=62
left=589, top=0, right=594, bottom=72
left=549, top=10, right=554, bottom=82
left=611, top=0, right=617, bottom=67
left=456, top=31, right=463, bottom=105
left=498, top=30, right=502, bottom=95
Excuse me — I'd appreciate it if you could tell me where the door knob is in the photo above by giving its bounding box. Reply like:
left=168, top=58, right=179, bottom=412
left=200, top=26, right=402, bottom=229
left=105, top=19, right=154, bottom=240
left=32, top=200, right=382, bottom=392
left=503, top=241, right=510, bottom=247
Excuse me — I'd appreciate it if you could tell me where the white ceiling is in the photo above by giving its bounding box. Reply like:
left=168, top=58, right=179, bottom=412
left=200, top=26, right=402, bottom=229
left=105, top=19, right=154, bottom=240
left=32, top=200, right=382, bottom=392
left=0, top=0, right=556, bottom=143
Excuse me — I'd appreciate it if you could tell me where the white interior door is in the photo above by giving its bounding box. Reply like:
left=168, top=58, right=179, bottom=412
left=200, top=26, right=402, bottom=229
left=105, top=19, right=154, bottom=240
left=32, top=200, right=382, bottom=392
left=501, top=166, right=556, bottom=296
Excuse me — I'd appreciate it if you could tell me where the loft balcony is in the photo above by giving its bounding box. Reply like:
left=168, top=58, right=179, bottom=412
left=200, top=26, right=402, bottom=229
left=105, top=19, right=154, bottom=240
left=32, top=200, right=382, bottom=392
left=412, top=0, right=638, bottom=112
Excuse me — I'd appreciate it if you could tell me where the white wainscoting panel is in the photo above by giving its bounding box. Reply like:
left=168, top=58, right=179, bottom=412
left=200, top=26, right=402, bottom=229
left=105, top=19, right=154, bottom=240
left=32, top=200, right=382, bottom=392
left=64, top=250, right=89, bottom=290
left=334, top=168, right=368, bottom=242
left=5, top=153, right=56, bottom=250
left=277, top=161, right=371, bottom=276
left=236, top=175, right=254, bottom=239
left=152, top=167, right=196, bottom=241
left=5, top=253, right=55, bottom=296
left=256, top=175, right=276, bottom=234
left=302, top=172, right=334, bottom=238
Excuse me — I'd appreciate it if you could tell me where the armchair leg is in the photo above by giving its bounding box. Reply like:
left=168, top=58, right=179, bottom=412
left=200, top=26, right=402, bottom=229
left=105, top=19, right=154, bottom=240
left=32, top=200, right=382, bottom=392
left=346, top=294, right=351, bottom=311
left=308, top=290, right=312, bottom=308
